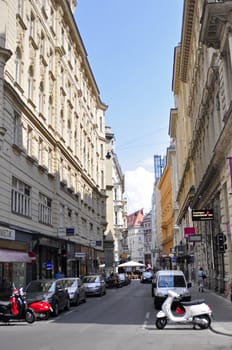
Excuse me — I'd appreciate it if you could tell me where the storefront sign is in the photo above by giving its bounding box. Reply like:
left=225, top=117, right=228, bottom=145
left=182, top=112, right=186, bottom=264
left=188, top=234, right=202, bottom=242
left=0, top=227, right=15, bottom=240
left=192, top=209, right=214, bottom=221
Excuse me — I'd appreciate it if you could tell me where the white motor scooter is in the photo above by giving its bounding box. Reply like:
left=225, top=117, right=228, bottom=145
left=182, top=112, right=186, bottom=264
left=155, top=290, right=212, bottom=329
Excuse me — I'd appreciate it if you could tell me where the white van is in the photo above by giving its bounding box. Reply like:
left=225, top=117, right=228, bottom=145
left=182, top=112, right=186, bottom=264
left=152, top=270, right=191, bottom=309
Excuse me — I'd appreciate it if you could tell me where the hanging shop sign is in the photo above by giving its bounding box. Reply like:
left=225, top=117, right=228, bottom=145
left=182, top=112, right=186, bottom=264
left=184, top=227, right=195, bottom=238
left=192, top=209, right=214, bottom=221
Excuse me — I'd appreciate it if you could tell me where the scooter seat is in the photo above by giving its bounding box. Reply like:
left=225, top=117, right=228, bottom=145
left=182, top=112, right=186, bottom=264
left=181, top=299, right=205, bottom=306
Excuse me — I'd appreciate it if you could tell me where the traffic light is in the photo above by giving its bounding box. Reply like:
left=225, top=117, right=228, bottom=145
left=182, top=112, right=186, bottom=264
left=216, top=233, right=226, bottom=253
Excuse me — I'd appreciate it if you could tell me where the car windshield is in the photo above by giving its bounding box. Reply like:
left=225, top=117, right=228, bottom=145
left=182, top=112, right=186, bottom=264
left=143, top=272, right=152, bottom=276
left=26, top=281, right=55, bottom=293
left=64, top=279, right=77, bottom=288
left=158, top=275, right=186, bottom=288
left=83, top=276, right=99, bottom=283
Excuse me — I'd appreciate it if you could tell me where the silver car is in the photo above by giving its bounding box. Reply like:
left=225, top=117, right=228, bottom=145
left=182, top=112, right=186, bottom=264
left=82, top=275, right=106, bottom=297
left=57, top=277, right=86, bottom=306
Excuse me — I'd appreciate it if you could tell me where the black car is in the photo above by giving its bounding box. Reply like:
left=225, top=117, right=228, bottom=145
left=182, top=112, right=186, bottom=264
left=25, top=279, right=70, bottom=316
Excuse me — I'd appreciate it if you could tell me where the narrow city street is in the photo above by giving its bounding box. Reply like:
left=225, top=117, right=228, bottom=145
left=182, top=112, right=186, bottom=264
left=0, top=280, right=232, bottom=350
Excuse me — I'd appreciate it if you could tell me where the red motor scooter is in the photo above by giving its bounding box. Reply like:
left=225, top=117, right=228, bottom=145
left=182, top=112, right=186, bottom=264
left=0, top=288, right=35, bottom=324
left=28, top=299, right=53, bottom=320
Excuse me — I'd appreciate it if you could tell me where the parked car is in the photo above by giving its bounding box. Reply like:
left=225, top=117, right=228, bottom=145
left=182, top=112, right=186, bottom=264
left=82, top=275, right=106, bottom=296
left=118, top=273, right=130, bottom=286
left=57, top=277, right=86, bottom=306
left=151, top=270, right=191, bottom=309
left=140, top=270, right=153, bottom=284
left=25, top=279, right=70, bottom=317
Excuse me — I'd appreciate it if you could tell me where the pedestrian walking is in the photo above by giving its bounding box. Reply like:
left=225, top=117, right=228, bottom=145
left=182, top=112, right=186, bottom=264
left=198, top=267, right=206, bottom=292
left=225, top=274, right=232, bottom=301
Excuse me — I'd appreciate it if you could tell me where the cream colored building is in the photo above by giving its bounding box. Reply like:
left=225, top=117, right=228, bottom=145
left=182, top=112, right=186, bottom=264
left=170, top=0, right=232, bottom=292
left=104, top=126, right=127, bottom=273
left=0, top=0, right=109, bottom=289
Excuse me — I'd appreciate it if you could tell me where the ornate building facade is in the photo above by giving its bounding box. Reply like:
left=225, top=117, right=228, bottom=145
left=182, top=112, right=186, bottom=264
left=0, top=0, right=108, bottom=294
left=170, top=0, right=232, bottom=293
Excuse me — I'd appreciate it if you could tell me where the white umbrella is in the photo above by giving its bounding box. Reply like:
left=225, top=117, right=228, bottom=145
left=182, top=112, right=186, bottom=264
left=117, top=261, right=145, bottom=268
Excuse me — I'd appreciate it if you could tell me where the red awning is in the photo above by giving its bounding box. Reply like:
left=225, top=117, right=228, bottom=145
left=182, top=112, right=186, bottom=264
left=0, top=249, right=31, bottom=263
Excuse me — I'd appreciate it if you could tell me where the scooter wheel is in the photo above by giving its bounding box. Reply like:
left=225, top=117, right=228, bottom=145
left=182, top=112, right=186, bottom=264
left=196, top=315, right=211, bottom=329
left=156, top=317, right=167, bottom=329
left=25, top=309, right=36, bottom=324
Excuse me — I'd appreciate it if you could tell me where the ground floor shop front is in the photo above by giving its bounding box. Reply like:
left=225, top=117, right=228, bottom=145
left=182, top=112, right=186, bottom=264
left=0, top=225, right=105, bottom=299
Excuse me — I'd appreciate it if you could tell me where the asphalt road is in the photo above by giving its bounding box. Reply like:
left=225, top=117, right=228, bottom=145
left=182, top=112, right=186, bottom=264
left=0, top=280, right=232, bottom=350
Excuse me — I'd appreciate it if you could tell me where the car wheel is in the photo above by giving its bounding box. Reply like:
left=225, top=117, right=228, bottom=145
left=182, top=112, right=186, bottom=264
left=65, top=298, right=70, bottom=311
left=75, top=295, right=79, bottom=306
left=52, top=302, right=59, bottom=317
left=82, top=293, right=87, bottom=303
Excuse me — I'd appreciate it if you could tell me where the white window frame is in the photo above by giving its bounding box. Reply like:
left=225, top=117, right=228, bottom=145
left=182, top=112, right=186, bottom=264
left=11, top=177, right=31, bottom=217
left=38, top=192, right=52, bottom=225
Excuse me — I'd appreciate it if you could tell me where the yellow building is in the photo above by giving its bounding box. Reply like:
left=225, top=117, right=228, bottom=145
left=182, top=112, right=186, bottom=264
left=158, top=147, right=174, bottom=261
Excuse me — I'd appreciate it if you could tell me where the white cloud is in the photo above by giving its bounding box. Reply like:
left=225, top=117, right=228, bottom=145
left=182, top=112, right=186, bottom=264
left=125, top=166, right=154, bottom=215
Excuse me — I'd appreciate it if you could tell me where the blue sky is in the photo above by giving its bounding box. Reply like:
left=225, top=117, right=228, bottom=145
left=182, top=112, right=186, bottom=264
left=74, top=1, right=184, bottom=213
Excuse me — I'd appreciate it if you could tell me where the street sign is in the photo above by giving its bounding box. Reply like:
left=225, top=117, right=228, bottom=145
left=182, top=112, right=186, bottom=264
left=90, top=240, right=96, bottom=247
left=66, top=228, right=75, bottom=236
left=57, top=227, right=66, bottom=237
left=192, top=209, right=214, bottom=221
left=75, top=252, right=86, bottom=259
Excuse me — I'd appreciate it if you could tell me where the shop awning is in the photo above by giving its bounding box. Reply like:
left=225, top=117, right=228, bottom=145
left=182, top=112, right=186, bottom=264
left=0, top=249, right=32, bottom=263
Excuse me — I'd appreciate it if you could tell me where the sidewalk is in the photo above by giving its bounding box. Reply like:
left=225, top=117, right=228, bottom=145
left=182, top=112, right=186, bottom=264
left=191, top=286, right=232, bottom=336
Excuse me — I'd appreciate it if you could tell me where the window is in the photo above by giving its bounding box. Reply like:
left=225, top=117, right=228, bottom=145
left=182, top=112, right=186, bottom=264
left=27, top=125, right=32, bottom=156
left=29, top=12, right=35, bottom=39
left=67, top=119, right=71, bottom=147
left=13, top=111, right=21, bottom=146
left=28, top=66, right=34, bottom=100
left=38, top=193, right=52, bottom=225
left=100, top=144, right=103, bottom=159
left=48, top=96, right=53, bottom=126
left=48, top=148, right=53, bottom=174
left=39, top=82, right=44, bottom=115
left=15, top=48, right=22, bottom=84
left=115, top=211, right=118, bottom=225
left=11, top=177, right=31, bottom=217
left=40, top=31, right=45, bottom=57
left=38, top=138, right=43, bottom=164
left=101, top=170, right=104, bottom=189
left=17, top=0, right=24, bottom=17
